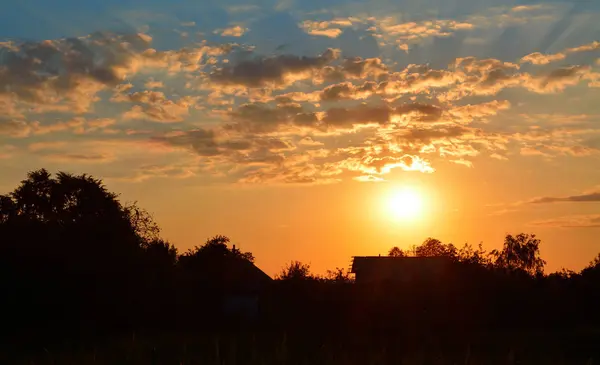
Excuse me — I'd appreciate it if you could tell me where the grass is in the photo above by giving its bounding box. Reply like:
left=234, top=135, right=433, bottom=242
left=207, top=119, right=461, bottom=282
left=2, top=330, right=599, bottom=365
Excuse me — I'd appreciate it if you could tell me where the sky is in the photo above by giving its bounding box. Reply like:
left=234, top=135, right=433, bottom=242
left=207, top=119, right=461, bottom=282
left=1, top=0, right=600, bottom=276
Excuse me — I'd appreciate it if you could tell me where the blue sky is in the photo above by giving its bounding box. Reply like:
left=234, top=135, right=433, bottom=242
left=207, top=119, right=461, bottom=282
left=1, top=0, right=600, bottom=274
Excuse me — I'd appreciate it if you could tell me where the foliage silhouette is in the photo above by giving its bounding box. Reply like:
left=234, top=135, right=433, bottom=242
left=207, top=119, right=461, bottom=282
left=388, top=246, right=407, bottom=257
left=2, top=168, right=600, bottom=355
left=276, top=261, right=314, bottom=281
left=490, top=233, right=546, bottom=276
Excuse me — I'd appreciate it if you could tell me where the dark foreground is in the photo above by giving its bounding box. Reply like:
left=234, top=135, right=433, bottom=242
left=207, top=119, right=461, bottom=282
left=2, top=329, right=600, bottom=365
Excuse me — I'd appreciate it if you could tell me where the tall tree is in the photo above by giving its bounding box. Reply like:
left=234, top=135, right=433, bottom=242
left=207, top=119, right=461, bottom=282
left=490, top=233, right=546, bottom=276
left=0, top=169, right=165, bottom=335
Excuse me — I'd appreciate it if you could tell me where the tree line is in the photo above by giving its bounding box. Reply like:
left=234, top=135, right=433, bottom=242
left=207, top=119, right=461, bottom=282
left=1, top=169, right=600, bottom=345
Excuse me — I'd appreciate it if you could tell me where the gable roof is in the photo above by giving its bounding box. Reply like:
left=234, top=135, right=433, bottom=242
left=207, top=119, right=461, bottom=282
left=223, top=259, right=273, bottom=292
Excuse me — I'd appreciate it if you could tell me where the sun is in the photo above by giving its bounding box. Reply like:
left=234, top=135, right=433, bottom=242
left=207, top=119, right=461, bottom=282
left=385, top=187, right=424, bottom=221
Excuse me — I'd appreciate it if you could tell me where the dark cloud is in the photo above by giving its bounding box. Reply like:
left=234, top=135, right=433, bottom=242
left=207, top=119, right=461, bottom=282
left=529, top=191, right=600, bottom=204
left=0, top=32, right=152, bottom=109
left=397, top=125, right=470, bottom=144
left=323, top=104, right=392, bottom=127
left=226, top=102, right=317, bottom=133
left=320, top=56, right=388, bottom=83
left=210, top=48, right=339, bottom=87
left=154, top=128, right=295, bottom=159
left=320, top=81, right=378, bottom=101
left=530, top=215, right=600, bottom=228
left=154, top=129, right=221, bottom=156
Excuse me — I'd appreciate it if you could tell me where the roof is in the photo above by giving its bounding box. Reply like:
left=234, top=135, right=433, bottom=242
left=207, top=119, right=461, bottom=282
left=227, top=259, right=273, bottom=292
left=350, top=256, right=454, bottom=279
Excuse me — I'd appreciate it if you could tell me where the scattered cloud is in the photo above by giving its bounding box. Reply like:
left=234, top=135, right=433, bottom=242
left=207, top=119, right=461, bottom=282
left=521, top=41, right=600, bottom=65
left=299, top=19, right=354, bottom=38
left=1, top=11, right=600, bottom=186
left=353, top=175, right=386, bottom=182
left=210, top=48, right=339, bottom=88
left=216, top=25, right=248, bottom=37
left=145, top=78, right=165, bottom=89
left=451, top=159, right=474, bottom=168
left=298, top=136, right=324, bottom=146
left=521, top=52, right=567, bottom=65
left=529, top=191, right=600, bottom=204
left=530, top=215, right=600, bottom=228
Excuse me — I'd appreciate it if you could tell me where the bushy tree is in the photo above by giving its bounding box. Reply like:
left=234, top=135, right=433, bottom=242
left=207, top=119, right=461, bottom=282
left=277, top=261, right=314, bottom=281
left=0, top=169, right=169, bottom=334
left=388, top=246, right=408, bottom=257
left=324, top=267, right=354, bottom=283
left=415, top=238, right=458, bottom=259
left=490, top=233, right=546, bottom=276
left=457, top=243, right=490, bottom=266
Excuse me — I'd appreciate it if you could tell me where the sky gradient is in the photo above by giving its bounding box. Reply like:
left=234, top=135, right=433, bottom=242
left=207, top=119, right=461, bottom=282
left=1, top=0, right=600, bottom=276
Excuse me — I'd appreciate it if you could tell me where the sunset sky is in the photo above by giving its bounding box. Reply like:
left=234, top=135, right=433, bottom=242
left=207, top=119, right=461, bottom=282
left=1, top=0, right=600, bottom=276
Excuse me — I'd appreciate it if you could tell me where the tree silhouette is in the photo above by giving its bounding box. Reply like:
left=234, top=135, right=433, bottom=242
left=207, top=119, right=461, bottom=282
left=388, top=246, right=408, bottom=257
left=277, top=261, right=314, bottom=281
left=0, top=169, right=165, bottom=336
left=179, top=235, right=254, bottom=265
left=457, top=243, right=489, bottom=266
left=415, top=237, right=458, bottom=259
left=490, top=233, right=546, bottom=276
left=324, top=267, right=354, bottom=283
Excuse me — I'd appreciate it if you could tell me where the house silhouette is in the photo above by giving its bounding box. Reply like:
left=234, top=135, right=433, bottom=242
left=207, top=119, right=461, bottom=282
left=350, top=256, right=455, bottom=286
left=221, top=256, right=273, bottom=320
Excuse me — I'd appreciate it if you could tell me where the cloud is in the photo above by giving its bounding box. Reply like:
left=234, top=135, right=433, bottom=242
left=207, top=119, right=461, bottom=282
left=322, top=102, right=443, bottom=129
left=319, top=57, right=388, bottom=83
left=449, top=100, right=511, bottom=121
left=298, top=136, right=324, bottom=146
left=0, top=116, right=118, bottom=137
left=529, top=66, right=592, bottom=93
left=299, top=19, right=354, bottom=38
left=529, top=191, right=600, bottom=204
left=0, top=32, right=153, bottom=114
left=44, top=153, right=115, bottom=164
left=451, top=159, right=474, bottom=168
left=530, top=215, right=600, bottom=228
left=521, top=52, right=567, bottom=65
left=119, top=91, right=199, bottom=123
left=353, top=175, right=386, bottom=182
left=216, top=25, right=248, bottom=37
left=145, top=78, right=165, bottom=89
left=226, top=102, right=315, bottom=133
left=374, top=17, right=475, bottom=49
left=493, top=186, right=600, bottom=216
left=511, top=5, right=546, bottom=13
left=111, top=163, right=200, bottom=182
left=0, top=31, right=235, bottom=125
left=210, top=48, right=340, bottom=88
left=1, top=21, right=600, bottom=186
left=319, top=81, right=378, bottom=101
left=520, top=41, right=600, bottom=65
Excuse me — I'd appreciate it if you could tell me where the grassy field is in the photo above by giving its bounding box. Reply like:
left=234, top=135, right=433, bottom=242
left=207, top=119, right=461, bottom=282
left=2, top=329, right=599, bottom=365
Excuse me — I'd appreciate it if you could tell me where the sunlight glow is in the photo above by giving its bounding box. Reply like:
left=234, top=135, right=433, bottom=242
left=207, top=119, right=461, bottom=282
left=385, top=186, right=424, bottom=221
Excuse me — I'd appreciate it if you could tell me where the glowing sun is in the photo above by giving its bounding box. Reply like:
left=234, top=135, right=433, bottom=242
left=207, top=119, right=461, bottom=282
left=386, top=187, right=424, bottom=221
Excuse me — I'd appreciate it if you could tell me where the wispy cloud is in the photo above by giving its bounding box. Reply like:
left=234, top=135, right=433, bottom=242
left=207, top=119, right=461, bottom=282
left=529, top=192, right=600, bottom=204
left=530, top=215, right=600, bottom=228
left=520, top=41, right=600, bottom=65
